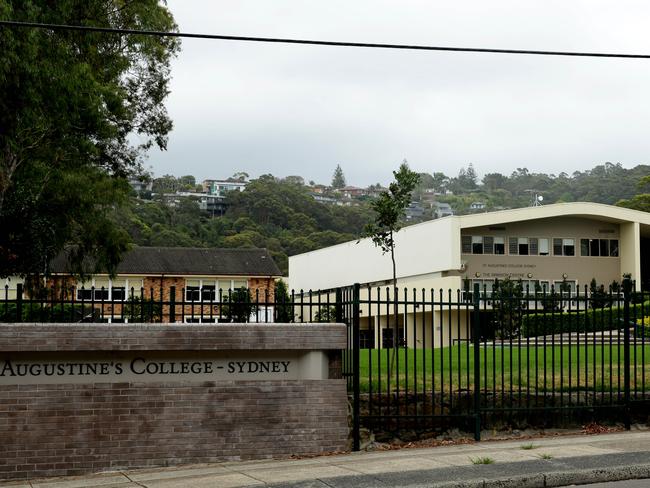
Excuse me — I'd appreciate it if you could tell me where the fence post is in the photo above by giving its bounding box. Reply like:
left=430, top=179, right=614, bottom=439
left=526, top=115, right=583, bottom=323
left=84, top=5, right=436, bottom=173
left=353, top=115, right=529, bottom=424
left=169, top=286, right=176, bottom=324
left=16, top=283, right=23, bottom=322
left=335, top=288, right=343, bottom=323
left=623, top=277, right=632, bottom=430
left=352, top=283, right=361, bottom=451
left=472, top=282, right=481, bottom=441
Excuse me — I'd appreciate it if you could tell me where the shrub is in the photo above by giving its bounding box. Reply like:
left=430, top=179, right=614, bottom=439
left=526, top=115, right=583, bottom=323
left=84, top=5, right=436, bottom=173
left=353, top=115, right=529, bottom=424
left=520, top=301, right=648, bottom=338
left=0, top=303, right=101, bottom=323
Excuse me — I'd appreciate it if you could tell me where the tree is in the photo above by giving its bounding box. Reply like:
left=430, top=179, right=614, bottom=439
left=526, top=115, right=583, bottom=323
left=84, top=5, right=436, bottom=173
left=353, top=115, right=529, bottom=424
left=221, top=287, right=256, bottom=323
left=283, top=175, right=305, bottom=186
left=178, top=175, right=196, bottom=190
left=363, top=161, right=420, bottom=289
left=491, top=278, right=524, bottom=339
left=331, top=164, right=346, bottom=189
left=0, top=1, right=179, bottom=278
left=617, top=175, right=650, bottom=212
left=274, top=279, right=293, bottom=322
left=363, top=161, right=419, bottom=366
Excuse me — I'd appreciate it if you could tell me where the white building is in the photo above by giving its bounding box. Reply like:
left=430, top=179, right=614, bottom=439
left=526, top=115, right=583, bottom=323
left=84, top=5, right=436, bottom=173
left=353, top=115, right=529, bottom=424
left=289, top=203, right=650, bottom=348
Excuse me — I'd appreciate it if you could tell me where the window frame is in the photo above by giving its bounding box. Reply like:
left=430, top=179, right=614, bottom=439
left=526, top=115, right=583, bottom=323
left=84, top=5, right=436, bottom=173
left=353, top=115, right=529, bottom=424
left=493, top=236, right=505, bottom=255
left=76, top=278, right=142, bottom=301
left=185, top=278, right=249, bottom=302
left=552, top=237, right=575, bottom=257
left=579, top=238, right=620, bottom=258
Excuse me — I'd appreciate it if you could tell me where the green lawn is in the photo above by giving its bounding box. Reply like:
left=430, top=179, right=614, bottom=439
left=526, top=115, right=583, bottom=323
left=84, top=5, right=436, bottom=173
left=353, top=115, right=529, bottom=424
left=355, top=345, right=650, bottom=394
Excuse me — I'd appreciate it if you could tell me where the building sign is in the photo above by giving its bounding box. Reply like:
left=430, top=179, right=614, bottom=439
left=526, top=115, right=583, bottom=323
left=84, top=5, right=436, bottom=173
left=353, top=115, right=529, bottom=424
left=0, top=351, right=328, bottom=385
left=480, top=263, right=537, bottom=279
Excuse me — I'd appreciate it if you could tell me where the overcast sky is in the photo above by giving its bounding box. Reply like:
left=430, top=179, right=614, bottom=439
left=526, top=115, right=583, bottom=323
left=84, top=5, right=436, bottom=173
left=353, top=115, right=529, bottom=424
left=148, top=1, right=650, bottom=186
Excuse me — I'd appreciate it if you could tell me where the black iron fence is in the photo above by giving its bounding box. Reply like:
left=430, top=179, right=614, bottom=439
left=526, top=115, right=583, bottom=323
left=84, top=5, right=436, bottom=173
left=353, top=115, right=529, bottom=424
left=4, top=279, right=649, bottom=451
left=342, top=278, right=650, bottom=450
left=1, top=283, right=343, bottom=324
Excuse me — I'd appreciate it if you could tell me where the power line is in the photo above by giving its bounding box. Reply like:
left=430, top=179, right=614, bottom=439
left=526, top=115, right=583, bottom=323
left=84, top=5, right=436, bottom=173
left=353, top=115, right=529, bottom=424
left=1, top=19, right=650, bottom=59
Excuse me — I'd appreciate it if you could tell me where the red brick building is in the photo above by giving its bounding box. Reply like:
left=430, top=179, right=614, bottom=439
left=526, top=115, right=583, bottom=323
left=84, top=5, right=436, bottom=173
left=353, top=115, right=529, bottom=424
left=46, top=247, right=282, bottom=322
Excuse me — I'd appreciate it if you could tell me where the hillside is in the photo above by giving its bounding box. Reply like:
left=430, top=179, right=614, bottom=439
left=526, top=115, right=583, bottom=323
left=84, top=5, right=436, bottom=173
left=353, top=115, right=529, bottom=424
left=120, top=163, right=650, bottom=275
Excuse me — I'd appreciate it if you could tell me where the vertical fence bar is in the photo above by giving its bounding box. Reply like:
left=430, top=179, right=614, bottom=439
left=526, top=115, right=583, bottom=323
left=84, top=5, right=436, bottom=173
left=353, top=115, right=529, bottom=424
left=352, top=283, right=361, bottom=451
left=472, top=283, right=481, bottom=441
left=169, top=286, right=176, bottom=324
left=15, top=283, right=23, bottom=322
left=623, top=277, right=632, bottom=430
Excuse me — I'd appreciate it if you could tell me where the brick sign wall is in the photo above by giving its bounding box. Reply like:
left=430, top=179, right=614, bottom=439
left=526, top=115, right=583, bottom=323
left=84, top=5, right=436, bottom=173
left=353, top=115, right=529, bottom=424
left=0, top=324, right=348, bottom=481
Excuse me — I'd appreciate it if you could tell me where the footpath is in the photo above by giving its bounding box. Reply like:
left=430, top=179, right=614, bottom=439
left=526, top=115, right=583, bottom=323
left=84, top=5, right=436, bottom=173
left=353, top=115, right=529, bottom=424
left=3, top=430, right=650, bottom=488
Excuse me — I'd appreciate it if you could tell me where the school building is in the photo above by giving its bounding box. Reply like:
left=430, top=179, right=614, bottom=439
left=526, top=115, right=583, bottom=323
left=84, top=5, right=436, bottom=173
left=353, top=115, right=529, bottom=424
left=289, top=202, right=650, bottom=347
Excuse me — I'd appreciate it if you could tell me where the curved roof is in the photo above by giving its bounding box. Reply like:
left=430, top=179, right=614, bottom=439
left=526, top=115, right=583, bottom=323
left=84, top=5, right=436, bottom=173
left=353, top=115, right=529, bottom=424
left=458, top=202, right=650, bottom=229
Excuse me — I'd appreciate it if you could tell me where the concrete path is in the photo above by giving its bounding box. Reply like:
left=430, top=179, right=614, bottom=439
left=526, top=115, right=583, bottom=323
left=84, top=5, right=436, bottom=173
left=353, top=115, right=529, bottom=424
left=3, top=431, right=650, bottom=488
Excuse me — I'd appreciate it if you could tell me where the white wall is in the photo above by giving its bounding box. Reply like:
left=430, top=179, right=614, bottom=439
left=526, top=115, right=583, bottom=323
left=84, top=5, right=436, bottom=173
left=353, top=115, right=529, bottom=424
left=289, top=217, right=461, bottom=291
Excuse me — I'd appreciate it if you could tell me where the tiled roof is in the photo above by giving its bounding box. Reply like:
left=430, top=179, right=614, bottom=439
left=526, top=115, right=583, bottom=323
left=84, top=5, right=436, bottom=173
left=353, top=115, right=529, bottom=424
left=50, top=247, right=282, bottom=277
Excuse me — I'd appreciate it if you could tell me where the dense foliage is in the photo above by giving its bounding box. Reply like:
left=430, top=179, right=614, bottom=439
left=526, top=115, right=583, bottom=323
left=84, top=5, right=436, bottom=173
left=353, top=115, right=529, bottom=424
left=0, top=1, right=179, bottom=278
left=121, top=175, right=374, bottom=274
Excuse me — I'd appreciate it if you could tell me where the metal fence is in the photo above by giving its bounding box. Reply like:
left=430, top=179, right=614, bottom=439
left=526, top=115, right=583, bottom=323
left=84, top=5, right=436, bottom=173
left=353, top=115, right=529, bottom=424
left=4, top=279, right=649, bottom=451
left=342, top=278, right=650, bottom=450
left=1, top=283, right=342, bottom=324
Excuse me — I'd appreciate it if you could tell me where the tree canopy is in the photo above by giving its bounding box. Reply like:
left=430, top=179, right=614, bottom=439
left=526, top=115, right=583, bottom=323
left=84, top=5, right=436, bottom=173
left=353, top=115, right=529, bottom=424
left=0, top=0, right=179, bottom=277
left=331, top=164, right=346, bottom=189
left=363, top=161, right=420, bottom=287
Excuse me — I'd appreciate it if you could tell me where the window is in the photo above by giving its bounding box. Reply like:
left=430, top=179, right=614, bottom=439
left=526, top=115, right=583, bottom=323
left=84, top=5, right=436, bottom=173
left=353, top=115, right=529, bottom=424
left=185, top=279, right=220, bottom=301
left=483, top=236, right=494, bottom=254
left=185, top=279, right=201, bottom=301
left=529, top=238, right=539, bottom=256
left=563, top=239, right=575, bottom=256
left=554, top=280, right=577, bottom=296
left=600, top=239, right=609, bottom=256
left=472, top=279, right=494, bottom=296
left=461, top=235, right=472, bottom=254
left=359, top=330, right=375, bottom=349
left=462, top=236, right=499, bottom=255
left=472, top=236, right=483, bottom=254
left=518, top=237, right=529, bottom=256
left=538, top=238, right=549, bottom=256
left=233, top=279, right=248, bottom=290
left=3, top=277, right=24, bottom=300
left=579, top=238, right=619, bottom=257
left=201, top=285, right=216, bottom=302
left=509, top=237, right=519, bottom=255
left=554, top=238, right=575, bottom=256
left=494, top=237, right=505, bottom=255
left=77, top=278, right=142, bottom=301
left=112, top=287, right=126, bottom=301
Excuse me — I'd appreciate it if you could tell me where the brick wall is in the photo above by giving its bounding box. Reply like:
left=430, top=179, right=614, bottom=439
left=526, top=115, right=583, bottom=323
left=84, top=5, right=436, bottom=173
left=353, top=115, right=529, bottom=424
left=42, top=276, right=278, bottom=323
left=0, top=324, right=348, bottom=481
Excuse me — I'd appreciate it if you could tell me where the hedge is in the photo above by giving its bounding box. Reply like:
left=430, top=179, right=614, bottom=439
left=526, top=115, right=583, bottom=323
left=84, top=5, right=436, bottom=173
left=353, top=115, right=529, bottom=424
left=520, top=301, right=650, bottom=338
left=0, top=303, right=101, bottom=323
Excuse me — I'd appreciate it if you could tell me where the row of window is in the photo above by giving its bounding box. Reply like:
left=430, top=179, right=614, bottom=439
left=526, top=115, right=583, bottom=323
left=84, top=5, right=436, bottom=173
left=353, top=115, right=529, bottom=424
left=76, top=279, right=143, bottom=301
left=3, top=278, right=252, bottom=302
left=471, top=279, right=577, bottom=294
left=185, top=279, right=248, bottom=302
left=462, top=236, right=620, bottom=257
left=75, top=278, right=249, bottom=302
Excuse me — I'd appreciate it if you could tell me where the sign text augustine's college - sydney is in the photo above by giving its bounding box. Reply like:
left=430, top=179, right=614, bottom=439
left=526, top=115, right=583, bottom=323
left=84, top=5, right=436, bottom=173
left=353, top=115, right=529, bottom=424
left=0, top=355, right=297, bottom=384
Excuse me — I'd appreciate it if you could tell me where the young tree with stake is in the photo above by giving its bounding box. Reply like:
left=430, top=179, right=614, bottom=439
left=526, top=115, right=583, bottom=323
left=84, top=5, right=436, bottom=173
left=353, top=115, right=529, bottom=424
left=363, top=161, right=420, bottom=350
